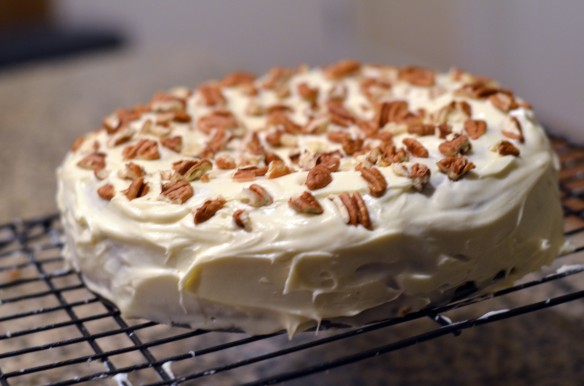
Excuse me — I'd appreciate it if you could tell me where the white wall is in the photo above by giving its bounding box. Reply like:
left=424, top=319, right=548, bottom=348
left=56, top=0, right=584, bottom=142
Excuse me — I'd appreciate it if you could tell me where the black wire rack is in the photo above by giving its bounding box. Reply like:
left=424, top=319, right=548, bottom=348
left=1, top=137, right=583, bottom=386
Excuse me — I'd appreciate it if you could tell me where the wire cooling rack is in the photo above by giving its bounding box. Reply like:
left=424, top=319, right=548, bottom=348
left=1, top=138, right=584, bottom=386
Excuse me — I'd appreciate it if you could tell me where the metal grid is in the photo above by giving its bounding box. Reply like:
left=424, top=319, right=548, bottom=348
left=1, top=137, right=583, bottom=385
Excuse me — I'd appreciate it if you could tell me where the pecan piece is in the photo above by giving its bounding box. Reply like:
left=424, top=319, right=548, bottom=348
left=233, top=209, right=252, bottom=231
left=172, top=111, right=192, bottom=123
left=409, top=163, right=431, bottom=191
left=197, top=110, right=239, bottom=134
left=198, top=83, right=226, bottom=106
left=439, top=134, right=472, bottom=156
left=360, top=77, right=392, bottom=102
left=315, top=151, right=341, bottom=172
left=267, top=160, right=293, bottom=179
left=221, top=71, right=256, bottom=87
left=360, top=167, right=387, bottom=197
left=297, top=82, right=319, bottom=104
left=215, top=154, right=236, bottom=170
left=403, top=138, right=429, bottom=158
left=337, top=192, right=372, bottom=229
left=71, top=136, right=85, bottom=152
left=246, top=132, right=264, bottom=155
left=233, top=166, right=267, bottom=182
left=436, top=156, right=475, bottom=181
left=194, top=197, right=226, bottom=224
left=118, top=162, right=145, bottom=180
left=160, top=136, right=183, bottom=153
left=352, top=192, right=372, bottom=230
left=464, top=119, right=487, bottom=140
left=489, top=92, right=517, bottom=112
left=502, top=116, right=525, bottom=143
left=266, top=110, right=302, bottom=134
left=328, top=101, right=355, bottom=127
left=288, top=191, right=323, bottom=215
left=306, top=165, right=333, bottom=190
left=455, top=80, right=501, bottom=99
left=123, top=139, right=160, bottom=160
left=342, top=136, right=364, bottom=156
left=241, top=184, right=273, bottom=207
left=327, top=83, right=348, bottom=102
left=433, top=100, right=472, bottom=124
left=161, top=180, right=193, bottom=204
left=495, top=140, right=520, bottom=157
left=324, top=59, right=361, bottom=79
left=108, top=127, right=136, bottom=147
left=150, top=92, right=186, bottom=112
left=172, top=159, right=212, bottom=181
left=124, top=177, right=149, bottom=200
left=375, top=100, right=418, bottom=128
left=97, top=184, right=115, bottom=201
left=262, top=67, right=293, bottom=90
left=407, top=123, right=436, bottom=136
left=77, top=152, right=106, bottom=171
left=398, top=66, right=435, bottom=87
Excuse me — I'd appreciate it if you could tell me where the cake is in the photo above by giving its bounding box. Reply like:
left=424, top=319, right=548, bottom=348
left=57, top=61, right=563, bottom=335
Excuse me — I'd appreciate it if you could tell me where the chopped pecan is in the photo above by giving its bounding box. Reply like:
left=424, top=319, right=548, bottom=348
left=97, top=184, right=115, bottom=201
left=161, top=180, right=194, bottom=204
left=315, top=151, right=341, bottom=172
left=241, top=184, right=273, bottom=207
left=360, top=167, right=387, bottom=197
left=398, top=66, right=435, bottom=87
left=439, top=134, right=472, bottom=156
left=215, top=154, right=237, bottom=169
left=324, top=59, right=361, bottom=79
left=266, top=110, right=302, bottom=134
left=118, top=162, right=145, bottom=180
left=436, top=156, right=475, bottom=181
left=496, top=140, right=520, bottom=157
left=265, top=130, right=283, bottom=147
left=107, top=127, right=136, bottom=147
left=172, top=159, right=212, bottom=181
left=409, top=163, right=431, bottom=191
left=194, top=198, right=226, bottom=224
left=123, top=139, right=160, bottom=160
left=456, top=80, right=500, bottom=99
left=141, top=120, right=171, bottom=137
left=375, top=100, right=418, bottom=128
left=327, top=131, right=348, bottom=144
left=221, top=71, right=256, bottom=87
left=233, top=209, right=252, bottom=231
left=403, top=138, right=429, bottom=158
left=265, top=151, right=283, bottom=164
left=327, top=83, right=348, bottom=102
left=306, top=165, right=333, bottom=190
left=207, top=127, right=232, bottom=153
left=150, top=92, right=185, bottom=112
left=433, top=100, right=473, bottom=124
left=352, top=192, right=372, bottom=230
left=161, top=136, right=183, bottom=153
left=103, top=105, right=149, bottom=134
left=489, top=92, right=517, bottom=112
left=407, top=123, right=436, bottom=136
left=337, top=192, right=372, bottom=229
left=197, top=110, right=239, bottom=134
left=303, top=116, right=329, bottom=135
left=437, top=123, right=452, bottom=139
left=172, top=111, right=192, bottom=123
left=379, top=145, right=410, bottom=165
left=77, top=152, right=106, bottom=171
left=297, top=82, right=319, bottom=104
left=71, top=136, right=85, bottom=152
left=328, top=101, right=355, bottom=127
left=246, top=132, right=264, bottom=155
left=502, top=116, right=524, bottom=143
left=233, top=166, right=267, bottom=182
left=360, top=77, right=392, bottom=102
left=464, top=119, right=487, bottom=140
left=245, top=100, right=266, bottom=116
left=342, top=136, right=364, bottom=156
left=198, top=83, right=226, bottom=106
left=262, top=67, right=293, bottom=90
left=267, top=160, right=293, bottom=179
left=124, top=177, right=149, bottom=200
left=288, top=191, right=323, bottom=214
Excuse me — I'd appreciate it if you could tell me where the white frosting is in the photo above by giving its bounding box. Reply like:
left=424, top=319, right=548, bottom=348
left=57, top=64, right=563, bottom=335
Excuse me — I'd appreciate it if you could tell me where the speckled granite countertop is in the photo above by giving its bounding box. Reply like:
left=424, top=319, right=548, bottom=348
left=0, top=52, right=582, bottom=385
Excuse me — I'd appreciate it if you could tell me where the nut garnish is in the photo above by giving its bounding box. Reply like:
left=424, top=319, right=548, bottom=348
left=398, top=66, right=435, bottom=87
left=172, top=110, right=192, bottom=123
left=233, top=166, right=267, bottom=182
left=496, top=140, right=520, bottom=157
left=267, top=160, right=293, bottom=179
left=438, top=134, right=472, bottom=156
left=297, top=82, right=319, bottom=104
left=108, top=127, right=136, bottom=147
left=456, top=80, right=500, bottom=99
left=436, top=156, right=476, bottom=181
left=288, top=191, right=324, bottom=214
left=266, top=110, right=302, bottom=134
left=197, top=110, right=239, bottom=134
left=71, top=136, right=85, bottom=152
left=172, top=159, right=212, bottom=181
left=327, top=83, right=348, bottom=102
left=233, top=209, right=252, bottom=231
left=409, top=163, right=431, bottom=191
left=141, top=120, right=171, bottom=137
left=122, top=139, right=160, bottom=160
left=342, top=136, right=364, bottom=156
left=194, top=197, right=226, bottom=224
left=407, top=123, right=436, bottom=136
left=221, top=71, right=256, bottom=87
left=375, top=101, right=418, bottom=128
left=124, top=177, right=149, bottom=200
left=306, top=165, right=333, bottom=190
left=338, top=192, right=372, bottom=230
left=160, top=136, right=183, bottom=153
left=150, top=92, right=186, bottom=112
left=77, top=152, right=106, bottom=171
left=403, top=138, right=429, bottom=158
left=360, top=167, right=387, bottom=197
left=161, top=180, right=194, bottom=204
left=315, top=151, right=341, bottom=172
left=502, top=116, right=525, bottom=143
left=303, top=116, right=329, bottom=135
left=489, top=92, right=517, bottom=112
left=118, top=162, right=145, bottom=180
left=241, top=184, right=273, bottom=207
left=433, top=100, right=472, bottom=124
left=327, top=101, right=355, bottom=127
left=464, top=119, right=487, bottom=140
left=245, top=132, right=264, bottom=155
left=324, top=59, right=361, bottom=79
left=215, top=154, right=237, bottom=170
left=261, top=67, right=293, bottom=90
left=198, top=83, right=226, bottom=106
left=97, top=184, right=115, bottom=201
left=360, top=77, right=392, bottom=102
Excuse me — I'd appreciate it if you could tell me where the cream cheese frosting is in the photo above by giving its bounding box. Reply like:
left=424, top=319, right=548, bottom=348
left=57, top=61, right=563, bottom=335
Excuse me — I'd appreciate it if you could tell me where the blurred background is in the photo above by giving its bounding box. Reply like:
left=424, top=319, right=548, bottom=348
left=0, top=0, right=583, bottom=221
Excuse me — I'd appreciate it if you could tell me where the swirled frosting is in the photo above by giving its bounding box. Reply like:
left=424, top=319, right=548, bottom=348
left=57, top=62, right=563, bottom=335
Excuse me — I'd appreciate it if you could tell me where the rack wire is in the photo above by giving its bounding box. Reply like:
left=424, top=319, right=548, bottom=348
left=1, top=137, right=583, bottom=385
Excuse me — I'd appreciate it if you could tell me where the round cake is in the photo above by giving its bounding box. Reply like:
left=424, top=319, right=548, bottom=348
left=57, top=61, right=563, bottom=335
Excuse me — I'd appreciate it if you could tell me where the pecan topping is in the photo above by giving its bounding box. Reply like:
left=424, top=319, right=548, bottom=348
left=241, top=184, right=273, bottom=207
left=197, top=110, right=239, bottom=134
left=439, top=134, right=472, bottom=156
left=409, top=163, right=431, bottom=191
left=118, top=162, right=145, bottom=180
left=342, top=136, right=364, bottom=156
left=161, top=180, right=194, bottom=204
left=464, top=119, right=487, bottom=140
left=108, top=127, right=136, bottom=147
left=194, top=198, right=226, bottom=224
left=437, top=123, right=452, bottom=139
left=403, top=138, right=429, bottom=158
left=436, top=156, right=476, bottom=181
left=150, top=92, right=185, bottom=112
left=265, top=151, right=283, bottom=165
left=266, top=111, right=302, bottom=134
left=360, top=167, right=387, bottom=197
left=233, top=209, right=252, bottom=231
left=103, top=105, right=149, bottom=134
left=407, top=123, right=436, bottom=136
left=337, top=192, right=372, bottom=229
left=360, top=77, right=392, bottom=102
left=160, top=136, right=183, bottom=153
left=378, top=145, right=409, bottom=165
left=141, top=120, right=171, bottom=137
left=198, top=83, right=226, bottom=106
left=496, top=140, right=520, bottom=157
left=246, top=132, right=264, bottom=155
left=456, top=80, right=500, bottom=99
left=375, top=100, right=418, bottom=128
left=206, top=127, right=232, bottom=154
left=489, top=92, right=517, bottom=112
left=262, top=67, right=293, bottom=90
left=433, top=101, right=472, bottom=124
left=288, top=191, right=323, bottom=214
left=303, top=116, right=329, bottom=135
left=265, top=130, right=283, bottom=147
left=215, top=155, right=236, bottom=170
left=172, top=159, right=212, bottom=181
left=327, top=101, right=355, bottom=127
left=221, top=71, right=256, bottom=87
left=267, top=160, right=293, bottom=179
left=502, top=116, right=524, bottom=143
left=172, top=111, right=192, bottom=123
left=77, top=152, right=106, bottom=171
left=97, top=184, right=115, bottom=201
left=233, top=166, right=267, bottom=182
left=297, top=82, right=319, bottom=104
left=306, top=165, right=333, bottom=190
left=398, top=66, right=435, bottom=87
left=327, top=83, right=348, bottom=102
left=71, top=136, right=85, bottom=152
left=324, top=59, right=361, bottom=79
left=315, top=151, right=341, bottom=172
left=123, top=139, right=160, bottom=160
left=124, top=177, right=149, bottom=200
left=245, top=100, right=266, bottom=116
